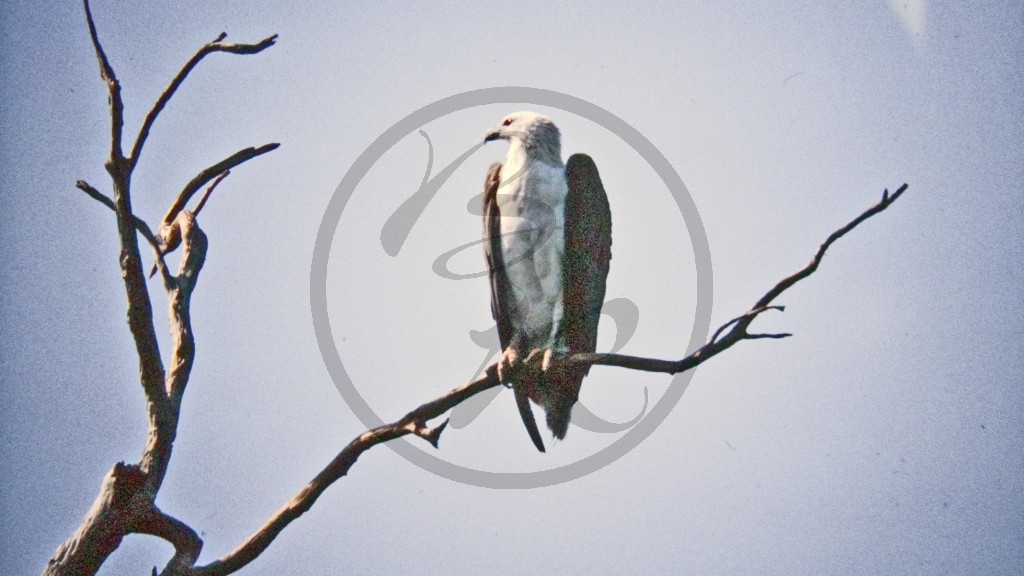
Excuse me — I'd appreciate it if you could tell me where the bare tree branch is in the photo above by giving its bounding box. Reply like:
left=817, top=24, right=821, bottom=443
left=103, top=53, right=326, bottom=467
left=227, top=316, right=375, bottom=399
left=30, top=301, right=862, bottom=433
left=134, top=507, right=203, bottom=576
left=194, top=170, right=230, bottom=216
left=138, top=209, right=209, bottom=501
left=82, top=0, right=125, bottom=170
left=581, top=185, right=910, bottom=375
left=44, top=463, right=203, bottom=576
left=708, top=305, right=786, bottom=345
left=84, top=0, right=169, bottom=437
left=130, top=33, right=278, bottom=170
left=161, top=144, right=280, bottom=228
left=745, top=332, right=792, bottom=340
left=753, top=184, right=908, bottom=310
left=164, top=211, right=208, bottom=407
left=148, top=171, right=226, bottom=279
left=194, top=372, right=494, bottom=576
left=193, top=184, right=908, bottom=575
left=76, top=180, right=173, bottom=284
left=46, top=201, right=209, bottom=574
left=45, top=4, right=273, bottom=574
left=44, top=463, right=146, bottom=576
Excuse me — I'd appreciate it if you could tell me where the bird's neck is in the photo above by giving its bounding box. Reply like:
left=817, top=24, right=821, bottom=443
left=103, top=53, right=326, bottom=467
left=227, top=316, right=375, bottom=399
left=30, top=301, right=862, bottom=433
left=506, top=139, right=562, bottom=171
left=505, top=140, right=530, bottom=169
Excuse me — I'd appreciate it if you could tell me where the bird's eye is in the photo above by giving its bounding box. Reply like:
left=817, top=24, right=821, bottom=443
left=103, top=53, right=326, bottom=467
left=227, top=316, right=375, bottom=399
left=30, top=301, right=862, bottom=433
left=502, top=118, right=513, bottom=126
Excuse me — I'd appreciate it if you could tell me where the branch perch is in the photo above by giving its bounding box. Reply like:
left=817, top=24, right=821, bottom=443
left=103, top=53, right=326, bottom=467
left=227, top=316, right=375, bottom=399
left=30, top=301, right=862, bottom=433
left=192, top=184, right=909, bottom=575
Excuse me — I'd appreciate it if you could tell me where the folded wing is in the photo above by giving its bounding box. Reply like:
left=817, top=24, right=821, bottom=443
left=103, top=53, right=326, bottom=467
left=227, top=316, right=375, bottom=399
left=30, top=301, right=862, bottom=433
left=555, top=153, right=613, bottom=427
left=483, top=162, right=547, bottom=452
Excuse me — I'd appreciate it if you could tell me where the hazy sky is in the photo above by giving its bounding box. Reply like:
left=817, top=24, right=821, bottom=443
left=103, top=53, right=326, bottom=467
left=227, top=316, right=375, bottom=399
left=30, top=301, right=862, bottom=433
left=1, top=1, right=1021, bottom=574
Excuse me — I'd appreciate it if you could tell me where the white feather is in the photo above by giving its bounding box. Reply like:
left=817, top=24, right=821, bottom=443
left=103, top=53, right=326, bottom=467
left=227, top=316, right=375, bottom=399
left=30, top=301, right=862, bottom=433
left=496, top=113, right=566, bottom=349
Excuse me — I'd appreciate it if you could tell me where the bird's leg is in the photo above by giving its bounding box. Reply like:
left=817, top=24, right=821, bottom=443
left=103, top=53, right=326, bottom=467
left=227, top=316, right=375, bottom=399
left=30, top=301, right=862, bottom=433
left=535, top=315, right=570, bottom=372
left=541, top=340, right=571, bottom=371
left=524, top=337, right=569, bottom=371
left=497, top=346, right=519, bottom=385
left=524, top=347, right=544, bottom=366
left=536, top=290, right=569, bottom=371
left=541, top=348, right=556, bottom=372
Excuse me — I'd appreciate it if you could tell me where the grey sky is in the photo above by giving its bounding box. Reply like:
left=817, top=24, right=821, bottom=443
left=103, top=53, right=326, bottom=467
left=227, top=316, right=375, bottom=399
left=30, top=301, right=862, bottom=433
left=1, top=1, right=1021, bottom=574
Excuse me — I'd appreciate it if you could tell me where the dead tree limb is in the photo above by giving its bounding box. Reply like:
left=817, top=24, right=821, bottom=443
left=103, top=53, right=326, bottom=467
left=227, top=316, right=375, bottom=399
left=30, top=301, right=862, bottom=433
left=130, top=32, right=277, bottom=170
left=44, top=2, right=276, bottom=575
left=52, top=3, right=908, bottom=575
left=161, top=143, right=279, bottom=228
left=76, top=179, right=174, bottom=284
left=191, top=184, right=908, bottom=576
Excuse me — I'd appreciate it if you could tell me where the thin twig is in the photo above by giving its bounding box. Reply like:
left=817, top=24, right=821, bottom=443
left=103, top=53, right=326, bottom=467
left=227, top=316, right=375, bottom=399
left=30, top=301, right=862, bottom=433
left=745, top=333, right=792, bottom=340
left=82, top=0, right=116, bottom=84
left=194, top=170, right=230, bottom=216
left=709, top=305, right=785, bottom=344
left=754, top=184, right=908, bottom=310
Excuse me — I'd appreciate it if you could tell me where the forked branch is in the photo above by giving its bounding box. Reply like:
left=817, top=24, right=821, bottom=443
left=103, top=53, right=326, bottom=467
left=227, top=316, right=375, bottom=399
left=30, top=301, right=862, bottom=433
left=75, top=180, right=173, bottom=285
left=581, top=184, right=910, bottom=374
left=46, top=3, right=277, bottom=575
left=161, top=144, right=280, bottom=228
left=130, top=33, right=278, bottom=169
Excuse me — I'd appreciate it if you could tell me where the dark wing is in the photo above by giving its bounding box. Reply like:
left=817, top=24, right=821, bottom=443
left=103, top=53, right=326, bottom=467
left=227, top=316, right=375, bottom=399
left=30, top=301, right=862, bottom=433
left=483, top=161, right=546, bottom=453
left=541, top=154, right=611, bottom=440
left=563, top=153, right=613, bottom=365
left=483, top=162, right=514, bottom=350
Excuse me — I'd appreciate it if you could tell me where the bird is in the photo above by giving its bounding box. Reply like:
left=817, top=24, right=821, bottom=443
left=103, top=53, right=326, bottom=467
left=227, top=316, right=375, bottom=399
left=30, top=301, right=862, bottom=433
left=481, top=111, right=612, bottom=452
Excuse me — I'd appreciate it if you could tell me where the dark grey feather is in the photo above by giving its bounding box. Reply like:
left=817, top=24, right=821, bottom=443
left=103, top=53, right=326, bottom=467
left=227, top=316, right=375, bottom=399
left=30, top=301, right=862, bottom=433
left=545, top=153, right=613, bottom=439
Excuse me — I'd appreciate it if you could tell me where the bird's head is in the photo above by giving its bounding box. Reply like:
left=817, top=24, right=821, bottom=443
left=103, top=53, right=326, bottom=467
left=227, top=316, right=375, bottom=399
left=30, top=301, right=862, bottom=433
left=484, top=111, right=562, bottom=164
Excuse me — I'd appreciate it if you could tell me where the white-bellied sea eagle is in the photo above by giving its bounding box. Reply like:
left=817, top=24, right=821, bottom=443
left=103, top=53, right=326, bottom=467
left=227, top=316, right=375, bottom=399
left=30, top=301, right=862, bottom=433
left=482, top=111, right=612, bottom=452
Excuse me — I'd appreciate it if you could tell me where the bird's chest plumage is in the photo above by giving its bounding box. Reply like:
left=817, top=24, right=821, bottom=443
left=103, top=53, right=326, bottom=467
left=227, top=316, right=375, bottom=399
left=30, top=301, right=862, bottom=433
left=497, top=157, right=567, bottom=343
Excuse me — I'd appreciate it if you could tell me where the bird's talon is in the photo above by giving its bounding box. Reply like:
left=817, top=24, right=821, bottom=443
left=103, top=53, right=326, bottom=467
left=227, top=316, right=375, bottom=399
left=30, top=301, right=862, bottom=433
left=498, top=347, right=518, bottom=384
left=524, top=348, right=544, bottom=366
left=541, top=349, right=555, bottom=371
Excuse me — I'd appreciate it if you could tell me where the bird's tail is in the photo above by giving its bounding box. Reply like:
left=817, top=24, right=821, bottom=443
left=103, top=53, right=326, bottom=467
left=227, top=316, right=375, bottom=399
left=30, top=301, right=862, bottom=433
left=541, top=369, right=585, bottom=440
left=545, top=400, right=575, bottom=440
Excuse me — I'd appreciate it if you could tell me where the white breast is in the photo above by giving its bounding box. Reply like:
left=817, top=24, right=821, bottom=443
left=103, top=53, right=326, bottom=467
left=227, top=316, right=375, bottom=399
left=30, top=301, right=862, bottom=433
left=498, top=148, right=567, bottom=346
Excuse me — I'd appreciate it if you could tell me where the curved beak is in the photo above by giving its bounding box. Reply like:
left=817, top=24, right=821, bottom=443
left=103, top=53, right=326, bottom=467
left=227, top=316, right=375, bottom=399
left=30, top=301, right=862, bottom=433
left=483, top=127, right=501, bottom=143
